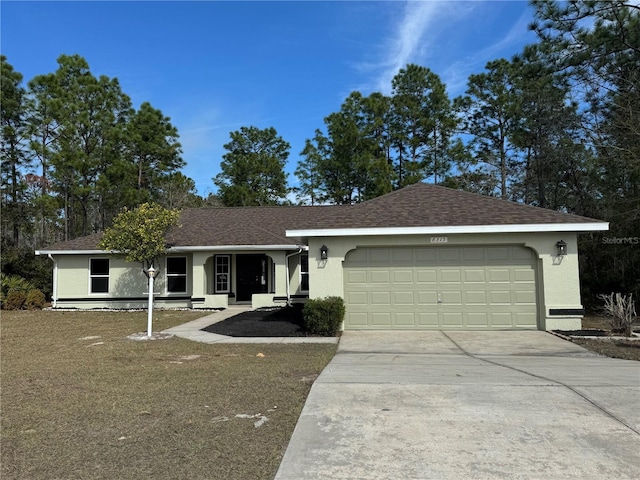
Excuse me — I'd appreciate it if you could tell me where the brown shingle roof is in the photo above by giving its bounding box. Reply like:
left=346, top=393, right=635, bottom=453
left=332, top=183, right=603, bottom=228
left=38, top=183, right=605, bottom=252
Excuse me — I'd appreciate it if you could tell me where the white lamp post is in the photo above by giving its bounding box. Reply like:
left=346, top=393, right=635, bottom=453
left=146, top=265, right=157, bottom=337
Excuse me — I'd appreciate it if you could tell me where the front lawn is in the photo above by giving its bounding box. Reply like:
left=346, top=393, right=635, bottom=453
left=1, top=310, right=337, bottom=480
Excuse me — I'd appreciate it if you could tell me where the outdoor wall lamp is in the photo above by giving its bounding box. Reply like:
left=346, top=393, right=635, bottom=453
left=320, top=244, right=328, bottom=260
left=556, top=240, right=567, bottom=256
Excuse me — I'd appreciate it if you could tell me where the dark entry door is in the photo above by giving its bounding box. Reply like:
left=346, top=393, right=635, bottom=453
left=236, top=254, right=268, bottom=302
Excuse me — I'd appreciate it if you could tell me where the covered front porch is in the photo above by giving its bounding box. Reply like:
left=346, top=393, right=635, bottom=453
left=187, top=248, right=309, bottom=309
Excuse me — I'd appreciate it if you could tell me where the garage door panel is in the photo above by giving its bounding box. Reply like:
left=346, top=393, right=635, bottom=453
left=514, top=268, right=535, bottom=282
left=466, top=291, right=487, bottom=305
left=371, top=292, right=391, bottom=305
left=416, top=249, right=437, bottom=262
left=417, top=269, right=437, bottom=283
left=394, top=291, right=414, bottom=305
left=464, top=269, right=486, bottom=283
left=488, top=247, right=510, bottom=261
left=344, top=246, right=538, bottom=330
left=393, top=270, right=414, bottom=283
left=369, top=249, right=391, bottom=262
left=515, top=290, right=536, bottom=304
left=417, top=290, right=438, bottom=304
left=371, top=312, right=392, bottom=326
left=346, top=270, right=368, bottom=284
left=488, top=269, right=511, bottom=283
left=440, top=269, right=462, bottom=283
left=442, top=312, right=464, bottom=326
left=516, top=312, right=537, bottom=326
left=468, top=312, right=489, bottom=326
left=395, top=312, right=416, bottom=326
left=463, top=247, right=486, bottom=261
left=490, top=291, right=512, bottom=305
left=442, top=291, right=462, bottom=305
left=347, top=291, right=368, bottom=305
left=347, top=312, right=368, bottom=326
left=417, top=312, right=439, bottom=326
left=491, top=312, right=515, bottom=326
left=439, top=248, right=462, bottom=261
left=392, top=249, right=413, bottom=262
left=370, top=270, right=391, bottom=283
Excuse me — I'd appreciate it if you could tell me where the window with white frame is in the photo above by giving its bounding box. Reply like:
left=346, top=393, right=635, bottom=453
left=90, top=258, right=109, bottom=294
left=215, top=255, right=230, bottom=293
left=300, top=254, right=309, bottom=292
left=166, top=257, right=187, bottom=293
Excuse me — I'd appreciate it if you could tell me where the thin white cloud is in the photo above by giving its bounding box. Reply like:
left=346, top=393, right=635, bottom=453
left=374, top=1, right=444, bottom=93
left=355, top=1, right=476, bottom=94
left=442, top=8, right=535, bottom=96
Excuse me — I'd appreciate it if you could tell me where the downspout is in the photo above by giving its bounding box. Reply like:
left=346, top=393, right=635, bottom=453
left=285, top=246, right=304, bottom=305
left=48, top=254, right=58, bottom=308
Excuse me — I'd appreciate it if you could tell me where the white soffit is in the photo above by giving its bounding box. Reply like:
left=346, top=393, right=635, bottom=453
left=286, top=222, right=610, bottom=238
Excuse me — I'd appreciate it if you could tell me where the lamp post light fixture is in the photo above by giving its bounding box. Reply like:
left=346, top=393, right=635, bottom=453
left=320, top=244, right=328, bottom=260
left=146, top=265, right=158, bottom=337
left=556, top=240, right=568, bottom=257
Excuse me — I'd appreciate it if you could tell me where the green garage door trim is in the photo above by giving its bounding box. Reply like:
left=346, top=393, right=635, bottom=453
left=343, top=246, right=538, bottom=330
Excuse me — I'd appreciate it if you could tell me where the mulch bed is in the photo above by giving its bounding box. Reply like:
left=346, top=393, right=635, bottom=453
left=554, top=329, right=609, bottom=337
left=202, top=306, right=314, bottom=337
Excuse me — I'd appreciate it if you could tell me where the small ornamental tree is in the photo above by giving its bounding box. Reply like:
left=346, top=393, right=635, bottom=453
left=98, top=202, right=179, bottom=336
left=98, top=202, right=180, bottom=271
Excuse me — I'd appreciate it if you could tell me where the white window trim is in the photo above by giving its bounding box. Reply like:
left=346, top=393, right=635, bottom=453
left=89, top=257, right=110, bottom=295
left=214, top=255, right=231, bottom=294
left=300, top=253, right=309, bottom=293
left=166, top=256, right=187, bottom=294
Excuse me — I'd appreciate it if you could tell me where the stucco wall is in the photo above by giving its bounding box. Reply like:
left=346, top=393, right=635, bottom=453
left=51, top=249, right=301, bottom=309
left=307, top=232, right=583, bottom=330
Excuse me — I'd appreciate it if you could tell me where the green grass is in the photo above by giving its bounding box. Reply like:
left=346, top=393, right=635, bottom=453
left=1, top=310, right=337, bottom=480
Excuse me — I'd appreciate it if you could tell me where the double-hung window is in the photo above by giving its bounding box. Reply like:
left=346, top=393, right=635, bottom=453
left=166, top=257, right=187, bottom=293
left=90, top=258, right=109, bottom=294
left=215, top=255, right=230, bottom=293
left=300, top=254, right=309, bottom=292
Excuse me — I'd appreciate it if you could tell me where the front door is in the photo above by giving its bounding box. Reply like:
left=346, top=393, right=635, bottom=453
left=236, top=254, right=268, bottom=302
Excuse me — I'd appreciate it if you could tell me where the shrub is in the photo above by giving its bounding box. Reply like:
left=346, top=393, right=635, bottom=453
left=25, top=289, right=46, bottom=310
left=5, top=290, right=27, bottom=310
left=1, top=273, right=35, bottom=299
left=599, top=292, right=637, bottom=337
left=302, top=296, right=345, bottom=336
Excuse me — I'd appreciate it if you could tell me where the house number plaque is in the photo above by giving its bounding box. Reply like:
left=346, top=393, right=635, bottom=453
left=430, top=237, right=448, bottom=244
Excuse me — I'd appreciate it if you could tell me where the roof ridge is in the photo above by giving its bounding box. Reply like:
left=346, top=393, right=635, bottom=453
left=181, top=204, right=352, bottom=212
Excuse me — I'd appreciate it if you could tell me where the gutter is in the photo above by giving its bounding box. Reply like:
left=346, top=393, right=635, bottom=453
left=47, top=254, right=58, bottom=308
left=286, top=222, right=610, bottom=238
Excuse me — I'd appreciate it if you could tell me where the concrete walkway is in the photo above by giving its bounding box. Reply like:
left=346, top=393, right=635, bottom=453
left=161, top=306, right=338, bottom=344
left=275, top=331, right=640, bottom=479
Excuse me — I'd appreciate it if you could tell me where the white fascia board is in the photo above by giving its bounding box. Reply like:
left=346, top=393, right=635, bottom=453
left=169, top=244, right=306, bottom=252
left=35, top=249, right=106, bottom=256
left=286, top=222, right=609, bottom=238
left=35, top=245, right=309, bottom=255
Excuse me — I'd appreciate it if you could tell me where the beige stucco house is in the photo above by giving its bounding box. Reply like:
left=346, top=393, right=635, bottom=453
left=36, top=183, right=608, bottom=330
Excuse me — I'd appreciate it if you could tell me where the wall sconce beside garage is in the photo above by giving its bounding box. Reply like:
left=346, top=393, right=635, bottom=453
left=556, top=240, right=567, bottom=256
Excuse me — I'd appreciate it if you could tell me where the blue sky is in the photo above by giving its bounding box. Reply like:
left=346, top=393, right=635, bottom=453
left=1, top=1, right=537, bottom=197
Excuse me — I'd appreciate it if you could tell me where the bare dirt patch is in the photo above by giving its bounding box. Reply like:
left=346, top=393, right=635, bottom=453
left=556, top=315, right=640, bottom=361
left=1, top=310, right=336, bottom=480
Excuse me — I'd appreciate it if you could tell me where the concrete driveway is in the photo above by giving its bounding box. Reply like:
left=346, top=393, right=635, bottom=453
left=275, top=331, right=640, bottom=479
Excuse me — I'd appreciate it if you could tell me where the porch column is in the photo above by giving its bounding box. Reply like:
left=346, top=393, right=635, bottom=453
left=192, top=252, right=209, bottom=298
left=269, top=251, right=288, bottom=296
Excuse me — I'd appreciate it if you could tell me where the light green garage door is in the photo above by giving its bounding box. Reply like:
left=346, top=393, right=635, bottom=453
left=343, top=246, right=538, bottom=329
